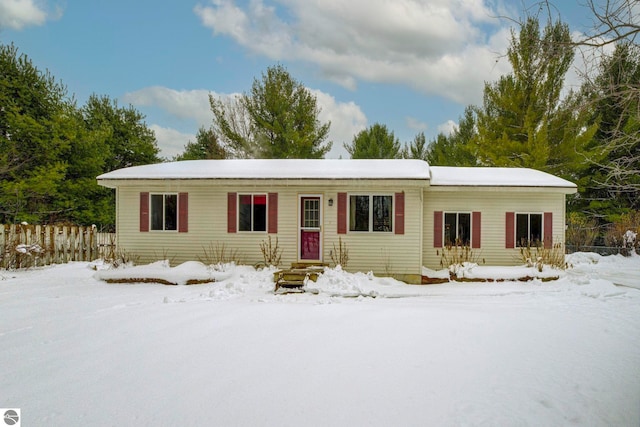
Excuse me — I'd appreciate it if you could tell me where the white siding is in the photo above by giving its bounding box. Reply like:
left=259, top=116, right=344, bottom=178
left=114, top=179, right=424, bottom=279
left=112, top=178, right=570, bottom=277
left=423, top=188, right=567, bottom=268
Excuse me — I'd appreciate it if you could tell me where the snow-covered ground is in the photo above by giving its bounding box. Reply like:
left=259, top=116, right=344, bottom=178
left=1, top=253, right=639, bottom=426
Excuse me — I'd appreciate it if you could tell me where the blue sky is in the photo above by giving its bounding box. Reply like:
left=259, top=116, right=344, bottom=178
left=1, top=0, right=597, bottom=159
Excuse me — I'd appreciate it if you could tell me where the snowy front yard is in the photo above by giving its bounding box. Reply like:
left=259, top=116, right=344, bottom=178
left=1, top=253, right=639, bottom=426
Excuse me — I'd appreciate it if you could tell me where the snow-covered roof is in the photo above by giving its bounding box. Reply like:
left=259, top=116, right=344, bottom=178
left=97, top=159, right=577, bottom=190
left=429, top=166, right=577, bottom=189
left=97, top=159, right=431, bottom=180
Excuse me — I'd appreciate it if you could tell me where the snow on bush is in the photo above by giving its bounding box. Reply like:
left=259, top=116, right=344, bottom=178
left=306, top=265, right=379, bottom=297
left=15, top=244, right=43, bottom=255
left=624, top=230, right=637, bottom=250
left=94, top=260, right=236, bottom=285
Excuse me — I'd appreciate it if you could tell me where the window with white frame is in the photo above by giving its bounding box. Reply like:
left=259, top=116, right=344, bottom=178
left=303, top=198, right=320, bottom=228
left=239, top=194, right=267, bottom=232
left=349, top=195, right=392, bottom=232
left=444, top=212, right=471, bottom=246
left=516, top=213, right=542, bottom=247
left=150, top=193, right=177, bottom=231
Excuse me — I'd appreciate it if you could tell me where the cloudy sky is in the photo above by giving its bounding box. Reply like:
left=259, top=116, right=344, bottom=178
left=1, top=0, right=596, bottom=159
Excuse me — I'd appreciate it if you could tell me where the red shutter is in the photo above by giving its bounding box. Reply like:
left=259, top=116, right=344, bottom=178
left=227, top=192, right=237, bottom=233
left=140, top=192, right=149, bottom=232
left=544, top=212, right=553, bottom=249
left=337, top=192, right=347, bottom=234
left=268, top=193, right=278, bottom=234
left=394, top=192, right=405, bottom=235
left=472, top=211, right=481, bottom=248
left=178, top=193, right=188, bottom=233
left=434, top=211, right=443, bottom=248
left=506, top=212, right=515, bottom=248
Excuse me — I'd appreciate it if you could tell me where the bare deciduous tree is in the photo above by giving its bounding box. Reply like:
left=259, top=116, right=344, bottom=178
left=574, top=0, right=640, bottom=208
left=578, top=0, right=639, bottom=47
left=209, top=94, right=259, bottom=158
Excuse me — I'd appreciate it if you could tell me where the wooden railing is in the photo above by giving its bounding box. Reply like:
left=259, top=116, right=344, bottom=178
left=0, top=224, right=116, bottom=269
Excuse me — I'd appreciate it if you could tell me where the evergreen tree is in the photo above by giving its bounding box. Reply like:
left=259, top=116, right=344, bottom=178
left=56, top=108, right=113, bottom=226
left=0, top=43, right=160, bottom=226
left=425, top=106, right=478, bottom=166
left=473, top=17, right=576, bottom=170
left=402, top=132, right=428, bottom=160
left=81, top=94, right=160, bottom=171
left=211, top=64, right=332, bottom=159
left=0, top=43, right=75, bottom=223
left=79, top=94, right=160, bottom=226
left=344, top=123, right=401, bottom=159
left=175, top=127, right=227, bottom=160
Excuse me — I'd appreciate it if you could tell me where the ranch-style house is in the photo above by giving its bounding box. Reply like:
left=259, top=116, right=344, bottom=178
left=97, top=159, right=577, bottom=283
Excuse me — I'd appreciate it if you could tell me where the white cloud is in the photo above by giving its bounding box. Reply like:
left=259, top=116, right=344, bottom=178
left=124, top=87, right=214, bottom=159
left=310, top=89, right=367, bottom=159
left=123, top=87, right=214, bottom=127
left=565, top=29, right=618, bottom=97
left=150, top=125, right=195, bottom=160
left=194, top=0, right=249, bottom=43
left=126, top=85, right=364, bottom=159
left=406, top=117, right=428, bottom=132
left=0, top=0, right=61, bottom=30
left=437, top=119, right=458, bottom=135
left=194, top=0, right=513, bottom=105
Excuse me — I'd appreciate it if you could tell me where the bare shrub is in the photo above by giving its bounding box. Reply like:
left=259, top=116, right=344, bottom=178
left=101, top=233, right=117, bottom=261
left=604, top=211, right=640, bottom=255
left=259, top=236, right=282, bottom=267
left=380, top=248, right=392, bottom=276
left=519, top=242, right=566, bottom=272
left=566, top=212, right=599, bottom=249
left=198, top=242, right=243, bottom=265
left=152, top=248, right=176, bottom=266
left=329, top=237, right=349, bottom=268
left=438, top=244, right=484, bottom=270
left=105, top=249, right=140, bottom=269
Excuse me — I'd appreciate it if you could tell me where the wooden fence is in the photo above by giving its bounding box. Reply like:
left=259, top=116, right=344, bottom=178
left=0, top=224, right=116, bottom=269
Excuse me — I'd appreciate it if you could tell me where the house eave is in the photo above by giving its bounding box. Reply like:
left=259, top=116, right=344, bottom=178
left=428, top=184, right=577, bottom=194
left=97, top=177, right=430, bottom=189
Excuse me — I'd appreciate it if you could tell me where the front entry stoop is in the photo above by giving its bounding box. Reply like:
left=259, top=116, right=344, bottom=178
left=273, top=263, right=327, bottom=293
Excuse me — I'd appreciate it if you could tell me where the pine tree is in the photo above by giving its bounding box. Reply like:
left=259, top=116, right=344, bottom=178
left=175, top=127, right=227, bottom=160
left=0, top=43, right=161, bottom=225
left=473, top=17, right=575, bottom=170
left=81, top=94, right=160, bottom=171
left=0, top=43, right=75, bottom=223
left=403, top=132, right=428, bottom=161
left=344, top=123, right=401, bottom=159
left=211, top=65, right=332, bottom=159
left=425, top=106, right=477, bottom=166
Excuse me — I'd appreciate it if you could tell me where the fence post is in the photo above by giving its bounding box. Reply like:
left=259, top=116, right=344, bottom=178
left=71, top=226, right=78, bottom=262
left=14, top=224, right=21, bottom=269
left=1, top=225, right=6, bottom=269
left=77, top=226, right=84, bottom=261
left=83, top=226, right=90, bottom=261
left=90, top=226, right=97, bottom=261
left=90, top=226, right=94, bottom=261
left=63, top=225, right=69, bottom=263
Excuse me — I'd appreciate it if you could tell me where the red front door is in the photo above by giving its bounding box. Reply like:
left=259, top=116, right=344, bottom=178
left=300, top=196, right=321, bottom=260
